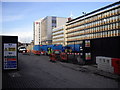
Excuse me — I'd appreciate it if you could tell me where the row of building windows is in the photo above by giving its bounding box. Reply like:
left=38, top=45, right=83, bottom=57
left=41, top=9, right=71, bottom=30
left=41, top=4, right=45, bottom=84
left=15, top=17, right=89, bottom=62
left=52, top=30, right=64, bottom=35
left=67, top=41, right=83, bottom=45
left=53, top=34, right=64, bottom=38
left=53, top=38, right=64, bottom=42
left=52, top=26, right=65, bottom=44
left=66, top=7, right=120, bottom=29
left=52, top=22, right=120, bottom=43
left=53, top=36, right=64, bottom=40
left=67, top=30, right=120, bottom=41
left=52, top=40, right=64, bottom=44
left=52, top=42, right=64, bottom=45
left=67, top=15, right=120, bottom=34
left=52, top=17, right=57, bottom=28
left=52, top=29, right=63, bottom=33
left=67, top=22, right=120, bottom=38
left=52, top=32, right=64, bottom=36
left=53, top=27, right=63, bottom=32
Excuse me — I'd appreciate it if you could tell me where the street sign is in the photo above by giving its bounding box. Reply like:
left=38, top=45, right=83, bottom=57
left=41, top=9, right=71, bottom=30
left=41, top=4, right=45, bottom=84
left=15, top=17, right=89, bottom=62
left=3, top=43, right=17, bottom=70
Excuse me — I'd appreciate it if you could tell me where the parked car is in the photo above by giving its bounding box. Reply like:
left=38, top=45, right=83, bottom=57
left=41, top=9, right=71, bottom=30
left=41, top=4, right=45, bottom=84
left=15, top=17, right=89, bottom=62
left=18, top=46, right=27, bottom=53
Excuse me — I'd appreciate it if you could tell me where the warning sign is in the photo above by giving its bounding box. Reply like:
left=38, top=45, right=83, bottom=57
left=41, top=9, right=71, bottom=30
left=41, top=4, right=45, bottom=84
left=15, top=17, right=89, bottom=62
left=85, top=40, right=90, bottom=47
left=4, top=43, right=17, bottom=70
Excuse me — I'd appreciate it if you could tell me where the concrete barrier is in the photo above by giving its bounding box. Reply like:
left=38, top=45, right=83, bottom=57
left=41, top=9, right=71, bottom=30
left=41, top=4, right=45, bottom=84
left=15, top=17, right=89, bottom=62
left=96, top=56, right=114, bottom=73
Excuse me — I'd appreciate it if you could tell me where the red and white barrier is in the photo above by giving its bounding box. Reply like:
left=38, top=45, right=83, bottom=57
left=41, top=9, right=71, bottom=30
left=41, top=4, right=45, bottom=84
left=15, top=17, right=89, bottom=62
left=112, top=58, right=120, bottom=75
left=67, top=53, right=80, bottom=55
left=96, top=56, right=120, bottom=75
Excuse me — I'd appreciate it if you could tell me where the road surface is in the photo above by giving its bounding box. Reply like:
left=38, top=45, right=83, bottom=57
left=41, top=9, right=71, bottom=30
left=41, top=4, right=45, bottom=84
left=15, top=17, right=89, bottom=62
left=2, top=53, right=119, bottom=89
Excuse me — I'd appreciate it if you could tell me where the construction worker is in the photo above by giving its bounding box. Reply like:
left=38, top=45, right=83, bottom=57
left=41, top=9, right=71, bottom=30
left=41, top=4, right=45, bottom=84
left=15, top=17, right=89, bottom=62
left=69, top=49, right=72, bottom=53
left=48, top=47, right=53, bottom=55
left=65, top=49, right=67, bottom=53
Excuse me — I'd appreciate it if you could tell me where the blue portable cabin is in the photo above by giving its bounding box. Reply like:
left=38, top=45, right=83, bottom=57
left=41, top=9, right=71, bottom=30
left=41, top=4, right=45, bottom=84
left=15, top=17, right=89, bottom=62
left=63, top=44, right=81, bottom=52
left=46, top=44, right=63, bottom=51
left=33, top=45, right=40, bottom=51
left=47, top=45, right=54, bottom=49
left=40, top=45, right=48, bottom=51
left=34, top=44, right=63, bottom=52
left=39, top=45, right=56, bottom=52
left=52, top=44, right=63, bottom=50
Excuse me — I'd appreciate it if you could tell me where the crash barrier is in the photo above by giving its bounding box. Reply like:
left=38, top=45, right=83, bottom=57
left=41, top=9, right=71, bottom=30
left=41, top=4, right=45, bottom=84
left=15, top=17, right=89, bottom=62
left=32, top=50, right=36, bottom=54
left=96, top=56, right=120, bottom=75
left=60, top=53, right=67, bottom=60
left=27, top=50, right=31, bottom=53
left=60, top=52, right=81, bottom=62
left=32, top=50, right=40, bottom=55
left=49, top=54, right=56, bottom=61
left=96, top=56, right=114, bottom=73
left=67, top=53, right=80, bottom=55
left=27, top=50, right=30, bottom=53
left=112, top=58, right=120, bottom=75
left=40, top=51, right=46, bottom=55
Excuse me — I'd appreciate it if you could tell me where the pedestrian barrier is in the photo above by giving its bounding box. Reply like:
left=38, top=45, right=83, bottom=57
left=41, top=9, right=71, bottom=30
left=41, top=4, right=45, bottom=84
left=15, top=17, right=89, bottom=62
left=26, top=50, right=28, bottom=53
left=96, top=56, right=114, bottom=73
left=112, top=58, right=120, bottom=75
left=50, top=54, right=56, bottom=61
left=32, top=50, right=35, bottom=54
left=31, top=50, right=40, bottom=55
left=60, top=53, right=67, bottom=60
left=41, top=51, right=46, bottom=55
left=66, top=53, right=80, bottom=55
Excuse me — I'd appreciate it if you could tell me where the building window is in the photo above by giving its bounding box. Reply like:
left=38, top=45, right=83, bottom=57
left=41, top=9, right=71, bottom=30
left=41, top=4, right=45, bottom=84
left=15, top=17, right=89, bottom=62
left=52, top=23, right=56, bottom=27
left=52, top=17, right=56, bottom=23
left=52, top=20, right=56, bottom=23
left=52, top=17, right=56, bottom=28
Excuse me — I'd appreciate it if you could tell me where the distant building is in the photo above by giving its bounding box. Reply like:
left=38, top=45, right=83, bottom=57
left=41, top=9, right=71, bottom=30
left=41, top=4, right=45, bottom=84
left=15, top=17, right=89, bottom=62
left=33, top=16, right=68, bottom=45
left=33, top=18, right=43, bottom=45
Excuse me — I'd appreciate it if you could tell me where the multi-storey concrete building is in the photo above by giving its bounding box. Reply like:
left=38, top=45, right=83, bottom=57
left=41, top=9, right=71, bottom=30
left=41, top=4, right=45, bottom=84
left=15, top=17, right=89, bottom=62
left=33, top=16, right=68, bottom=45
left=33, top=18, right=42, bottom=45
left=52, top=25, right=66, bottom=45
left=66, top=1, right=120, bottom=45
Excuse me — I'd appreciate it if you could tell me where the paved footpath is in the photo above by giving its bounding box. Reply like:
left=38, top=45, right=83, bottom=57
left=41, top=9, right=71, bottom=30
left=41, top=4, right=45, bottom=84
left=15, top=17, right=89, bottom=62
left=2, top=53, right=120, bottom=89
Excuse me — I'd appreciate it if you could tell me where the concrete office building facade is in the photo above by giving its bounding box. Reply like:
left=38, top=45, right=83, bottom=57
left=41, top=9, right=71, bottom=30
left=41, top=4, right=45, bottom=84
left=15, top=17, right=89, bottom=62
left=33, top=16, right=67, bottom=45
left=33, top=18, right=42, bottom=45
left=66, top=1, right=120, bottom=45
left=52, top=25, right=66, bottom=45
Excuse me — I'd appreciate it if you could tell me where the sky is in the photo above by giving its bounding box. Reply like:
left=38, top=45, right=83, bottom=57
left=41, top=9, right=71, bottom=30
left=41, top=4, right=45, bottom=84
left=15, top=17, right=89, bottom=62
left=1, top=1, right=117, bottom=43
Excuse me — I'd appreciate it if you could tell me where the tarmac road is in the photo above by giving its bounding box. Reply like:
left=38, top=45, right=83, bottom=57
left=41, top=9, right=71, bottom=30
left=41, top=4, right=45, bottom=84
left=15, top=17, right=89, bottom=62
left=2, top=53, right=119, bottom=89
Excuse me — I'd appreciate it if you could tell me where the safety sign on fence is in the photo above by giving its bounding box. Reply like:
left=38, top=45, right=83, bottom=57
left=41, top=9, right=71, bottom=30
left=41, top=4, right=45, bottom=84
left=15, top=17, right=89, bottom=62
left=4, top=43, right=17, bottom=70
left=85, top=40, right=90, bottom=47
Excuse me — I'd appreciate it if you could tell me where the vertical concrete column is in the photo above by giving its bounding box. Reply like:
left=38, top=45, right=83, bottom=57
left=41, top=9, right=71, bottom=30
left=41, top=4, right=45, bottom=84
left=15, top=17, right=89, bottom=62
left=64, top=25, right=67, bottom=46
